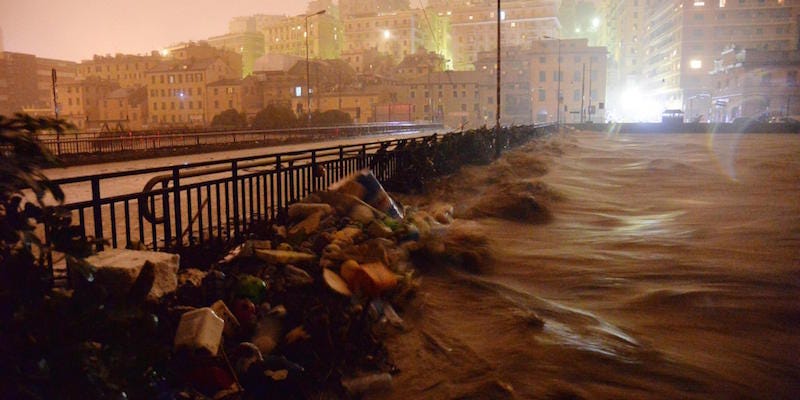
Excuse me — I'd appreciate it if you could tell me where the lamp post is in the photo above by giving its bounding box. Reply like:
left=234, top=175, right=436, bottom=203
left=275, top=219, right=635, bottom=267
left=303, top=9, right=326, bottom=126
left=543, top=35, right=561, bottom=126
left=494, top=0, right=502, bottom=158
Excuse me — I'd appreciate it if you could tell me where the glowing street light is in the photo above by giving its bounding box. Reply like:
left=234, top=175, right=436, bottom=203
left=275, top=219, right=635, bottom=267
left=592, top=17, right=601, bottom=29
left=383, top=29, right=391, bottom=39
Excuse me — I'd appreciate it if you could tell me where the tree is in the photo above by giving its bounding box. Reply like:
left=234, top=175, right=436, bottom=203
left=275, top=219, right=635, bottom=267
left=311, top=109, right=353, bottom=127
left=210, top=109, right=247, bottom=129
left=251, top=104, right=298, bottom=129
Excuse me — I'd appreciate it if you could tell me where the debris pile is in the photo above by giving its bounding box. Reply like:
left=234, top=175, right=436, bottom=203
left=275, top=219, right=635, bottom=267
left=157, top=170, right=454, bottom=398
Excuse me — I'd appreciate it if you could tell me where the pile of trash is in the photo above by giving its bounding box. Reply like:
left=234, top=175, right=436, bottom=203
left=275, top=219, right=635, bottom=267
left=77, top=170, right=456, bottom=399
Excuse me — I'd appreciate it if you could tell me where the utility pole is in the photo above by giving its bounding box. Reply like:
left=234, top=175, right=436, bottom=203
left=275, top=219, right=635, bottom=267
left=304, top=9, right=326, bottom=127
left=51, top=68, right=61, bottom=155
left=580, top=63, right=586, bottom=123
left=494, top=0, right=502, bottom=158
left=587, top=57, right=593, bottom=123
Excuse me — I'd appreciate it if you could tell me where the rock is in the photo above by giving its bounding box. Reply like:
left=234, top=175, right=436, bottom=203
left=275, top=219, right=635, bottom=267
left=276, top=242, right=293, bottom=251
left=210, top=300, right=240, bottom=337
left=349, top=204, right=375, bottom=225
left=289, top=210, right=324, bottom=236
left=255, top=249, right=316, bottom=265
left=174, top=307, right=224, bottom=356
left=288, top=203, right=333, bottom=219
left=82, top=248, right=179, bottom=302
left=283, top=265, right=313, bottom=287
left=178, top=268, right=207, bottom=287
left=323, top=268, right=352, bottom=297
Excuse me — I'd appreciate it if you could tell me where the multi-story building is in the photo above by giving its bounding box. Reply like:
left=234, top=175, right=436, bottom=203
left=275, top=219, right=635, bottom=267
left=394, top=70, right=492, bottom=128
left=97, top=87, right=149, bottom=130
left=435, top=0, right=560, bottom=70
left=36, top=57, right=78, bottom=116
left=145, top=58, right=239, bottom=126
left=206, top=76, right=264, bottom=120
left=260, top=12, right=342, bottom=60
left=162, top=42, right=243, bottom=79
left=339, top=0, right=410, bottom=18
left=77, top=53, right=161, bottom=88
left=342, top=10, right=432, bottom=63
left=600, top=0, right=648, bottom=119
left=710, top=48, right=800, bottom=122
left=476, top=39, right=607, bottom=124
left=644, top=0, right=800, bottom=118
left=58, top=77, right=119, bottom=130
left=207, top=32, right=265, bottom=78
left=0, top=52, right=41, bottom=115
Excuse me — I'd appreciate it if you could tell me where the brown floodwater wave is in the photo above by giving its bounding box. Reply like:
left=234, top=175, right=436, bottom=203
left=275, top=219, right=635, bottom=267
left=383, top=131, right=800, bottom=399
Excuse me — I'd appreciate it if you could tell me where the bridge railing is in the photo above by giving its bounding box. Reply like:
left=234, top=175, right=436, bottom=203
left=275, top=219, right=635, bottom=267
left=38, top=122, right=443, bottom=156
left=46, top=124, right=554, bottom=281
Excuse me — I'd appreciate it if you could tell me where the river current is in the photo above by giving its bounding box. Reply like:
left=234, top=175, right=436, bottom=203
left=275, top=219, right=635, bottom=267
left=384, top=131, right=800, bottom=399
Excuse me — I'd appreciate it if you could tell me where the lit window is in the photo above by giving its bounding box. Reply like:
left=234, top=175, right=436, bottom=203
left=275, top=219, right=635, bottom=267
left=690, top=59, right=702, bottom=69
left=693, top=1, right=705, bottom=5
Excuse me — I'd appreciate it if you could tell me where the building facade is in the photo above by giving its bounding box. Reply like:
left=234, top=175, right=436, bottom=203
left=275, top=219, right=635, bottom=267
left=644, top=0, right=800, bottom=119
left=58, top=77, right=119, bottom=130
left=145, top=58, right=239, bottom=126
left=261, top=13, right=343, bottom=60
left=207, top=32, right=265, bottom=78
left=710, top=48, right=800, bottom=122
left=77, top=53, right=161, bottom=89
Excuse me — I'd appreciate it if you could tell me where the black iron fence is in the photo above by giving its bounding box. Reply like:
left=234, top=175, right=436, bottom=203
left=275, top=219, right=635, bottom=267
left=46, top=124, right=554, bottom=278
left=39, top=123, right=442, bottom=157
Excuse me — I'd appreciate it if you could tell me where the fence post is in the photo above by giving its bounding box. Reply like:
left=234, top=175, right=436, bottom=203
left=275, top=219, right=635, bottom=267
left=311, top=150, right=317, bottom=192
left=161, top=180, right=172, bottom=249
left=288, top=160, right=295, bottom=203
left=90, top=178, right=104, bottom=252
left=338, top=146, right=344, bottom=179
left=231, top=160, right=240, bottom=240
left=359, top=143, right=367, bottom=170
left=172, top=167, right=182, bottom=248
left=275, top=155, right=283, bottom=219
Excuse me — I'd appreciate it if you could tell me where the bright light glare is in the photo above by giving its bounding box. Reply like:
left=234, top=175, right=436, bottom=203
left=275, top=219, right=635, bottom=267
left=592, top=17, right=600, bottom=28
left=617, top=86, right=661, bottom=122
left=383, top=29, right=391, bottom=39
left=690, top=59, right=702, bottom=69
left=159, top=49, right=170, bottom=57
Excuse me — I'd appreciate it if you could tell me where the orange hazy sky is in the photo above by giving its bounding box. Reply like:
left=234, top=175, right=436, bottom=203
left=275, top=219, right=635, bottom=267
left=0, top=0, right=311, bottom=61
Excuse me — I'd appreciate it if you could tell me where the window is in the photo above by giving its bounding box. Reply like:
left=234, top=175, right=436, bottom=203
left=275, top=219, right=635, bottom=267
left=538, top=89, right=546, bottom=101
left=573, top=90, right=580, bottom=101
left=539, top=71, right=546, bottom=82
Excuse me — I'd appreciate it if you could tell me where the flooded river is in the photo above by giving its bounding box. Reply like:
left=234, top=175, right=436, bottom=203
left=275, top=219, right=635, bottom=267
left=386, top=131, right=800, bottom=399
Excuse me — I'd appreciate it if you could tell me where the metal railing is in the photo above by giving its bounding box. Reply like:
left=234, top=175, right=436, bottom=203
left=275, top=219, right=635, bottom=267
left=46, top=124, right=554, bottom=279
left=38, top=122, right=442, bottom=156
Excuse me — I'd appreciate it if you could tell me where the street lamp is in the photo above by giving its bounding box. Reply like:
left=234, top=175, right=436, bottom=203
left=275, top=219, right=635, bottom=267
left=544, top=35, right=561, bottom=126
left=303, top=9, right=326, bottom=126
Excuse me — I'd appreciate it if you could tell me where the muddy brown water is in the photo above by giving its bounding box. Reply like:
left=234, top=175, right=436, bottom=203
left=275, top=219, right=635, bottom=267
left=384, top=131, right=800, bottom=399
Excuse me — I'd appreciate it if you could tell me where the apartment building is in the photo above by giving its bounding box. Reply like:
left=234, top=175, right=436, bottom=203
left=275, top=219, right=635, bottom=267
left=342, top=10, right=432, bottom=64
left=710, top=48, right=800, bottom=121
left=261, top=13, right=342, bottom=60
left=145, top=58, right=239, bottom=126
left=58, top=77, right=119, bottom=130
left=394, top=70, right=493, bottom=128
left=435, top=0, right=560, bottom=70
left=97, top=87, right=149, bottom=130
left=207, top=32, right=265, bottom=78
left=206, top=76, right=264, bottom=120
left=77, top=53, right=161, bottom=89
left=475, top=39, right=607, bottom=124
left=645, top=0, right=800, bottom=117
